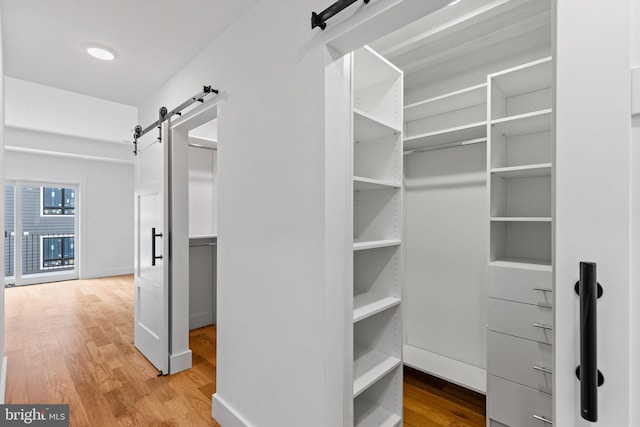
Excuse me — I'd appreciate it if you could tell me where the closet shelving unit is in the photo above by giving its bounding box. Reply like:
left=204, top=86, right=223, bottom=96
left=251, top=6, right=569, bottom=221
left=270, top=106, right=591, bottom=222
left=486, top=56, right=554, bottom=426
left=488, top=56, right=553, bottom=268
left=350, top=46, right=403, bottom=427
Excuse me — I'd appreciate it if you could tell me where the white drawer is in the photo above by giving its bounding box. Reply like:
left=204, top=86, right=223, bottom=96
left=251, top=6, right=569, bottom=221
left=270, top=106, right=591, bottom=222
left=488, top=375, right=553, bottom=426
left=489, top=266, right=552, bottom=307
left=488, top=331, right=552, bottom=394
left=488, top=298, right=553, bottom=344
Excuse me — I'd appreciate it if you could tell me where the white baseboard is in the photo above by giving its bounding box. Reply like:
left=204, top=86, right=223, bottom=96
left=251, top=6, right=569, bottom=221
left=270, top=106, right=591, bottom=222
left=169, top=349, right=192, bottom=374
left=404, top=344, right=486, bottom=394
left=189, top=312, right=214, bottom=330
left=0, top=356, right=7, bottom=404
left=212, top=394, right=253, bottom=427
left=80, top=266, right=133, bottom=280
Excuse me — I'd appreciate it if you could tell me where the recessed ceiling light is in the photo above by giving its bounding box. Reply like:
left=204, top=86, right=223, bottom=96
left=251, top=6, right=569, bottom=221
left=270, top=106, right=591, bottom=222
left=448, top=0, right=461, bottom=5
left=87, top=46, right=116, bottom=61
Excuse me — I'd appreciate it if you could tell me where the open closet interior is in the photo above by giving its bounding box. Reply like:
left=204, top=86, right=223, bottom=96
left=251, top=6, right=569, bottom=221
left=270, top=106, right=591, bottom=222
left=345, top=0, right=553, bottom=425
left=188, top=118, right=218, bottom=330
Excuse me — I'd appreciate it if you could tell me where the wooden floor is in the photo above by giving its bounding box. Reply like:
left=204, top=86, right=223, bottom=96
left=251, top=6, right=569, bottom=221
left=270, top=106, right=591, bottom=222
left=5, top=276, right=485, bottom=426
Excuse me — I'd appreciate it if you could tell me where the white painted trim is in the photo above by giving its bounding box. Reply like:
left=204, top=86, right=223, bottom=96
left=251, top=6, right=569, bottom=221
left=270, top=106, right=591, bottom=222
left=0, top=356, right=7, bottom=404
left=632, top=67, right=640, bottom=116
left=403, top=345, right=486, bottom=394
left=211, top=394, right=253, bottom=427
left=5, top=145, right=133, bottom=165
left=169, top=349, right=192, bottom=374
left=80, top=267, right=133, bottom=280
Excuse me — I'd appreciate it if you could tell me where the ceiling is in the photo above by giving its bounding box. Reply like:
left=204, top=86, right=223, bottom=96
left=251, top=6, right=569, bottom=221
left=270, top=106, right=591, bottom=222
left=370, top=0, right=551, bottom=89
left=1, top=0, right=258, bottom=106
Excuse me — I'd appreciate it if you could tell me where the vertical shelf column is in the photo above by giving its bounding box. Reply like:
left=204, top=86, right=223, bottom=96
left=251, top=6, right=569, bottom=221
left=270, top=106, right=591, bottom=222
left=351, top=46, right=403, bottom=427
left=486, top=57, right=555, bottom=427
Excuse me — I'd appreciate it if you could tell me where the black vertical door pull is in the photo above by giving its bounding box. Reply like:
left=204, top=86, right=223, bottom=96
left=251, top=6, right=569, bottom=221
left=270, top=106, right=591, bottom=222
left=575, top=261, right=604, bottom=422
left=151, top=227, right=163, bottom=266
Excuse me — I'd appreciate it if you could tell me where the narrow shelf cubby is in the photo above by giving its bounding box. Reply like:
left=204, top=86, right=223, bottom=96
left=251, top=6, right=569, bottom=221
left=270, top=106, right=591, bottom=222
left=354, top=245, right=401, bottom=323
left=353, top=307, right=402, bottom=397
left=354, top=368, right=402, bottom=427
left=354, top=187, right=401, bottom=246
left=490, top=221, right=552, bottom=267
left=490, top=57, right=552, bottom=120
left=354, top=46, right=403, bottom=130
left=490, top=174, right=551, bottom=218
left=490, top=122, right=551, bottom=169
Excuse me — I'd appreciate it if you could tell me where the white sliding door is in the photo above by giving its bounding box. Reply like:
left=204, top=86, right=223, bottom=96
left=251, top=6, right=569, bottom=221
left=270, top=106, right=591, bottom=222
left=134, top=123, right=170, bottom=374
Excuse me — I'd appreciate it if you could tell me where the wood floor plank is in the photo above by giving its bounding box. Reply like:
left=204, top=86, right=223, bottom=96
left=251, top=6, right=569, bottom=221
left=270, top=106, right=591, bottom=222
left=5, top=275, right=486, bottom=426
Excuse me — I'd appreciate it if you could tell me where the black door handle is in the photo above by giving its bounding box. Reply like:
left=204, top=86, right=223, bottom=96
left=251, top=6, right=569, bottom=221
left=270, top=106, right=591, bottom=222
left=575, top=261, right=604, bottom=422
left=152, top=227, right=163, bottom=266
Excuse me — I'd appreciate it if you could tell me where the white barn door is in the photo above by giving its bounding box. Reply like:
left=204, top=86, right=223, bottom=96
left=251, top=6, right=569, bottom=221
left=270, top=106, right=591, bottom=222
left=134, top=122, right=170, bottom=374
left=555, top=0, right=636, bottom=425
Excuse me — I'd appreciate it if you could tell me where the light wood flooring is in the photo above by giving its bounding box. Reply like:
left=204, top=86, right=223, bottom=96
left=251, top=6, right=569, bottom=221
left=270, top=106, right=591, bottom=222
left=4, top=275, right=485, bottom=426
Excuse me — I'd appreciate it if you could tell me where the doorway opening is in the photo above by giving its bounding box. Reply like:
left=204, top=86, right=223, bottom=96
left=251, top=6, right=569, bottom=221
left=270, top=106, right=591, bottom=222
left=4, top=180, right=79, bottom=287
left=327, top=0, right=553, bottom=425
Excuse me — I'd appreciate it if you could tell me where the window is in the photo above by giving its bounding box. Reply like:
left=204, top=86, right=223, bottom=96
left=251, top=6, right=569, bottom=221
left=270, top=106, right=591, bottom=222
left=42, top=187, right=75, bottom=216
left=41, top=235, right=75, bottom=269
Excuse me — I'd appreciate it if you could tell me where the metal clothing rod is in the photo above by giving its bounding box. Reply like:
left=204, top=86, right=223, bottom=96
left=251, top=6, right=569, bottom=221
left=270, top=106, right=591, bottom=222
left=311, top=0, right=369, bottom=30
left=132, top=85, right=218, bottom=155
left=404, top=137, right=487, bottom=155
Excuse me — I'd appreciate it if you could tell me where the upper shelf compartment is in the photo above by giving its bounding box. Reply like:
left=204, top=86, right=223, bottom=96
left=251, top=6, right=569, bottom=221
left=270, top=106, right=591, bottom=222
left=404, top=83, right=487, bottom=123
left=490, top=57, right=553, bottom=120
left=354, top=46, right=403, bottom=131
left=404, top=122, right=486, bottom=151
left=354, top=109, right=402, bottom=142
left=491, top=109, right=551, bottom=137
left=491, top=57, right=552, bottom=98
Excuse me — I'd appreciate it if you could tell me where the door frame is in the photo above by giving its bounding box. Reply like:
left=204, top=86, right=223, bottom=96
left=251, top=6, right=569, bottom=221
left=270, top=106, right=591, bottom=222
left=167, top=99, right=219, bottom=374
left=4, top=178, right=81, bottom=286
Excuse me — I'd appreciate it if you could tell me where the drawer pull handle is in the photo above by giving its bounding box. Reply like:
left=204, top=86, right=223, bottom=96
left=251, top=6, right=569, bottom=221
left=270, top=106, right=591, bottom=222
left=533, top=287, right=553, bottom=292
left=533, top=323, right=553, bottom=331
left=533, top=414, right=553, bottom=424
left=533, top=365, right=553, bottom=375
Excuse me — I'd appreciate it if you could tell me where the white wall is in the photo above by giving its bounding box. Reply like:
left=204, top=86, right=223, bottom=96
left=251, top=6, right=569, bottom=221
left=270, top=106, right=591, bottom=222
left=138, top=1, right=449, bottom=426
left=404, top=144, right=488, bottom=374
left=188, top=146, right=217, bottom=237
left=5, top=127, right=134, bottom=279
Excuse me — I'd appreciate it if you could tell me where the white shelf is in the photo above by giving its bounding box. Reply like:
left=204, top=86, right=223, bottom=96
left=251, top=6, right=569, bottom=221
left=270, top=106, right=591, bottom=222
left=489, top=257, right=552, bottom=271
left=404, top=83, right=487, bottom=122
left=354, top=109, right=402, bottom=141
left=490, top=57, right=553, bottom=98
left=353, top=345, right=401, bottom=397
left=491, top=109, right=552, bottom=137
left=353, top=240, right=401, bottom=251
left=403, top=121, right=486, bottom=151
left=491, top=163, right=552, bottom=179
left=354, top=399, right=401, bottom=427
left=491, top=217, right=552, bottom=222
left=354, top=293, right=401, bottom=323
left=354, top=176, right=401, bottom=190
